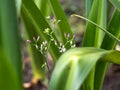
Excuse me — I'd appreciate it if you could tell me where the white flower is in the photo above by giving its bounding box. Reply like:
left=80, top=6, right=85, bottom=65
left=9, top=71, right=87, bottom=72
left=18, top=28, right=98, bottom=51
left=42, top=41, right=47, bottom=45
left=42, top=63, right=46, bottom=68
left=26, top=40, right=32, bottom=43
left=60, top=43, right=63, bottom=46
left=45, top=47, right=48, bottom=51
left=46, top=16, right=50, bottom=19
left=54, top=40, right=58, bottom=46
left=44, top=28, right=50, bottom=34
left=57, top=20, right=61, bottom=23
left=35, top=45, right=39, bottom=49
left=33, top=37, right=36, bottom=41
left=70, top=40, right=73, bottom=45
left=36, top=36, right=40, bottom=42
left=59, top=45, right=66, bottom=53
left=71, top=44, right=76, bottom=48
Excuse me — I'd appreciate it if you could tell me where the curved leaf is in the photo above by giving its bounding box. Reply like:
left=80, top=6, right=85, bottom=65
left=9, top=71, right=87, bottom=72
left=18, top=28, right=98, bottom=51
left=49, top=47, right=120, bottom=90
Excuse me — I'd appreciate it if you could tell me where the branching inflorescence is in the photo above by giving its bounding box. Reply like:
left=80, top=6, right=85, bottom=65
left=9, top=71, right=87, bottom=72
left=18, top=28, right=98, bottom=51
left=26, top=16, right=76, bottom=70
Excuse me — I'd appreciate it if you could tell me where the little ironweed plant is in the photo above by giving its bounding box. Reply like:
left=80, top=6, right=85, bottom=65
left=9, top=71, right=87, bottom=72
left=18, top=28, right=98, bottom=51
left=27, top=16, right=76, bottom=70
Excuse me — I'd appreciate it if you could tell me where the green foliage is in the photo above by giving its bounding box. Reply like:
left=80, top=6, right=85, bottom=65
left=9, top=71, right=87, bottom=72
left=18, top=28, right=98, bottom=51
left=49, top=48, right=120, bottom=90
left=95, top=10, right=120, bottom=90
left=1, top=0, right=120, bottom=90
left=0, top=0, right=22, bottom=90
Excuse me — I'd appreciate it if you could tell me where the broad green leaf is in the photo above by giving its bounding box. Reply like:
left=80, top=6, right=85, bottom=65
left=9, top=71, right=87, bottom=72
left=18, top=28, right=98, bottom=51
left=0, top=50, right=22, bottom=90
left=0, top=0, right=22, bottom=89
left=48, top=0, right=73, bottom=43
left=109, top=0, right=120, bottom=11
left=22, top=0, right=60, bottom=62
left=0, top=0, right=22, bottom=79
left=95, top=10, right=120, bottom=90
left=49, top=47, right=120, bottom=90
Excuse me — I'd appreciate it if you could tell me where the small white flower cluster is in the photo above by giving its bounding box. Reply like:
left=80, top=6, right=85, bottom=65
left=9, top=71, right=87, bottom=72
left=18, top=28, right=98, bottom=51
left=46, top=16, right=61, bottom=27
left=27, top=16, right=76, bottom=54
left=59, top=43, right=66, bottom=53
left=26, top=36, right=48, bottom=55
left=26, top=16, right=77, bottom=71
left=40, top=41, right=48, bottom=54
left=64, top=32, right=76, bottom=48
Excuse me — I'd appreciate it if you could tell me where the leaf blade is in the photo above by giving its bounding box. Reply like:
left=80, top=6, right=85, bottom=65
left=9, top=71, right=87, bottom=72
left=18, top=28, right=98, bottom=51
left=49, top=47, right=120, bottom=90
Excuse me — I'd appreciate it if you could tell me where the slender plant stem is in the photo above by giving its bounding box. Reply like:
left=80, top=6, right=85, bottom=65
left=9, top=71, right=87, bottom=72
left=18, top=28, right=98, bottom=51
left=44, top=55, right=51, bottom=73
left=71, top=14, right=120, bottom=45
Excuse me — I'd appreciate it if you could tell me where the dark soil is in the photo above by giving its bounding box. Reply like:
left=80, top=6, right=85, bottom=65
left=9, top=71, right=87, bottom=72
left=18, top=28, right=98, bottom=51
left=103, top=64, right=120, bottom=90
